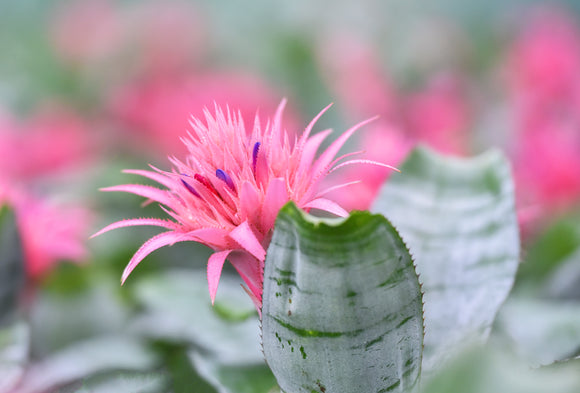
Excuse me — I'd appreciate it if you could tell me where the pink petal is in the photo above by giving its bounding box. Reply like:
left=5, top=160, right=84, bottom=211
left=297, top=129, right=332, bottom=175
left=207, top=250, right=232, bottom=304
left=229, top=221, right=266, bottom=261
left=228, top=252, right=262, bottom=309
left=241, top=284, right=262, bottom=316
left=121, top=231, right=186, bottom=283
left=297, top=103, right=333, bottom=150
left=239, top=181, right=260, bottom=222
left=101, top=184, right=173, bottom=206
left=188, top=227, right=230, bottom=249
left=91, top=218, right=178, bottom=238
left=267, top=99, right=287, bottom=158
left=303, top=198, right=349, bottom=217
left=260, top=178, right=289, bottom=232
left=315, top=180, right=362, bottom=198
left=123, top=169, right=174, bottom=189
left=310, top=116, right=377, bottom=178
left=328, top=159, right=399, bottom=174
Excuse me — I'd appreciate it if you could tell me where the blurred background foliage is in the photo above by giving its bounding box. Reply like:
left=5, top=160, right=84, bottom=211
left=1, top=0, right=580, bottom=392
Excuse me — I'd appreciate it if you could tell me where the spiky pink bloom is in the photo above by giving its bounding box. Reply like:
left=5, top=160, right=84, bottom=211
left=110, top=73, right=299, bottom=158
left=94, top=101, right=393, bottom=311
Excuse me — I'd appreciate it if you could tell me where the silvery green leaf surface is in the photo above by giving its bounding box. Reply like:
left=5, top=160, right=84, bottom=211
left=423, top=346, right=580, bottom=393
left=373, top=146, right=520, bottom=372
left=262, top=203, right=423, bottom=393
left=189, top=351, right=278, bottom=393
left=0, top=322, right=29, bottom=393
left=131, top=270, right=263, bottom=365
left=70, top=372, right=168, bottom=393
left=12, top=335, right=157, bottom=393
left=29, top=281, right=131, bottom=357
left=495, top=298, right=580, bottom=366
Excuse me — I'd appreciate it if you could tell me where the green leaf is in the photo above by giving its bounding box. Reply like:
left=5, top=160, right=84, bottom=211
left=190, top=351, right=278, bottom=393
left=423, top=346, right=580, bottom=393
left=495, top=298, right=580, bottom=366
left=373, top=146, right=520, bottom=371
left=0, top=321, right=29, bottom=393
left=262, top=203, right=423, bottom=393
left=0, top=206, right=25, bottom=326
left=70, top=372, right=168, bottom=393
left=131, top=270, right=263, bottom=365
left=13, top=335, right=158, bottom=393
left=163, top=345, right=217, bottom=393
left=29, top=280, right=131, bottom=357
left=132, top=270, right=275, bottom=392
left=516, top=217, right=580, bottom=293
left=543, top=247, right=580, bottom=299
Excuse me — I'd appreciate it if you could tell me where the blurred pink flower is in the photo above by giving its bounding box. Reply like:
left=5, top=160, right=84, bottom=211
left=109, top=73, right=300, bottom=158
left=95, top=101, right=393, bottom=311
left=403, top=73, right=471, bottom=156
left=317, top=35, right=397, bottom=120
left=50, top=0, right=121, bottom=66
left=513, top=120, right=580, bottom=215
left=323, top=122, right=412, bottom=211
left=0, top=108, right=92, bottom=181
left=507, top=6, right=580, bottom=104
left=124, top=0, right=206, bottom=76
left=317, top=36, right=471, bottom=210
left=0, top=187, right=92, bottom=280
left=0, top=108, right=94, bottom=279
left=504, top=6, right=580, bottom=221
left=51, top=0, right=204, bottom=76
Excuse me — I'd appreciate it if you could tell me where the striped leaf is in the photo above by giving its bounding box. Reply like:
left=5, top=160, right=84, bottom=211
left=373, top=146, right=519, bottom=372
left=262, top=203, right=423, bottom=393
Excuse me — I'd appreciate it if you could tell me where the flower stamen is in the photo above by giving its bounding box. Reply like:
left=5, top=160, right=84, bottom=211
left=180, top=175, right=201, bottom=198
left=194, top=174, right=220, bottom=198
left=216, top=169, right=236, bottom=192
left=252, top=141, right=261, bottom=175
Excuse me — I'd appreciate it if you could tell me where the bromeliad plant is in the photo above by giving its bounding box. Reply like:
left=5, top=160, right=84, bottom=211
left=93, top=100, right=394, bottom=311
left=95, top=101, right=521, bottom=393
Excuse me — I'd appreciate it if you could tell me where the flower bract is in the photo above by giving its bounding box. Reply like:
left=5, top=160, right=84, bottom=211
left=94, top=100, right=394, bottom=311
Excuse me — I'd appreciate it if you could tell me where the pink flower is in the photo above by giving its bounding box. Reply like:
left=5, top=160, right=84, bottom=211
left=94, top=101, right=393, bottom=311
left=0, top=108, right=92, bottom=181
left=50, top=0, right=121, bottom=66
left=513, top=121, right=580, bottom=214
left=50, top=0, right=204, bottom=76
left=322, top=122, right=411, bottom=211
left=0, top=107, right=94, bottom=279
left=403, top=73, right=471, bottom=156
left=507, top=6, right=580, bottom=104
left=109, top=73, right=300, bottom=158
left=317, top=35, right=396, bottom=120
left=0, top=185, right=92, bottom=280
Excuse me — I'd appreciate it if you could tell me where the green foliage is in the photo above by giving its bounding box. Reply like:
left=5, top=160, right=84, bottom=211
left=515, top=216, right=580, bottom=297
left=69, top=372, right=167, bottom=393
left=262, top=203, right=423, bottom=393
left=13, top=335, right=158, bottom=393
left=0, top=322, right=29, bottom=393
left=0, top=206, right=24, bottom=326
left=0, top=206, right=28, bottom=392
left=495, top=298, right=580, bottom=365
left=132, top=270, right=277, bottom=393
left=423, top=346, right=580, bottom=393
left=373, top=145, right=520, bottom=371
